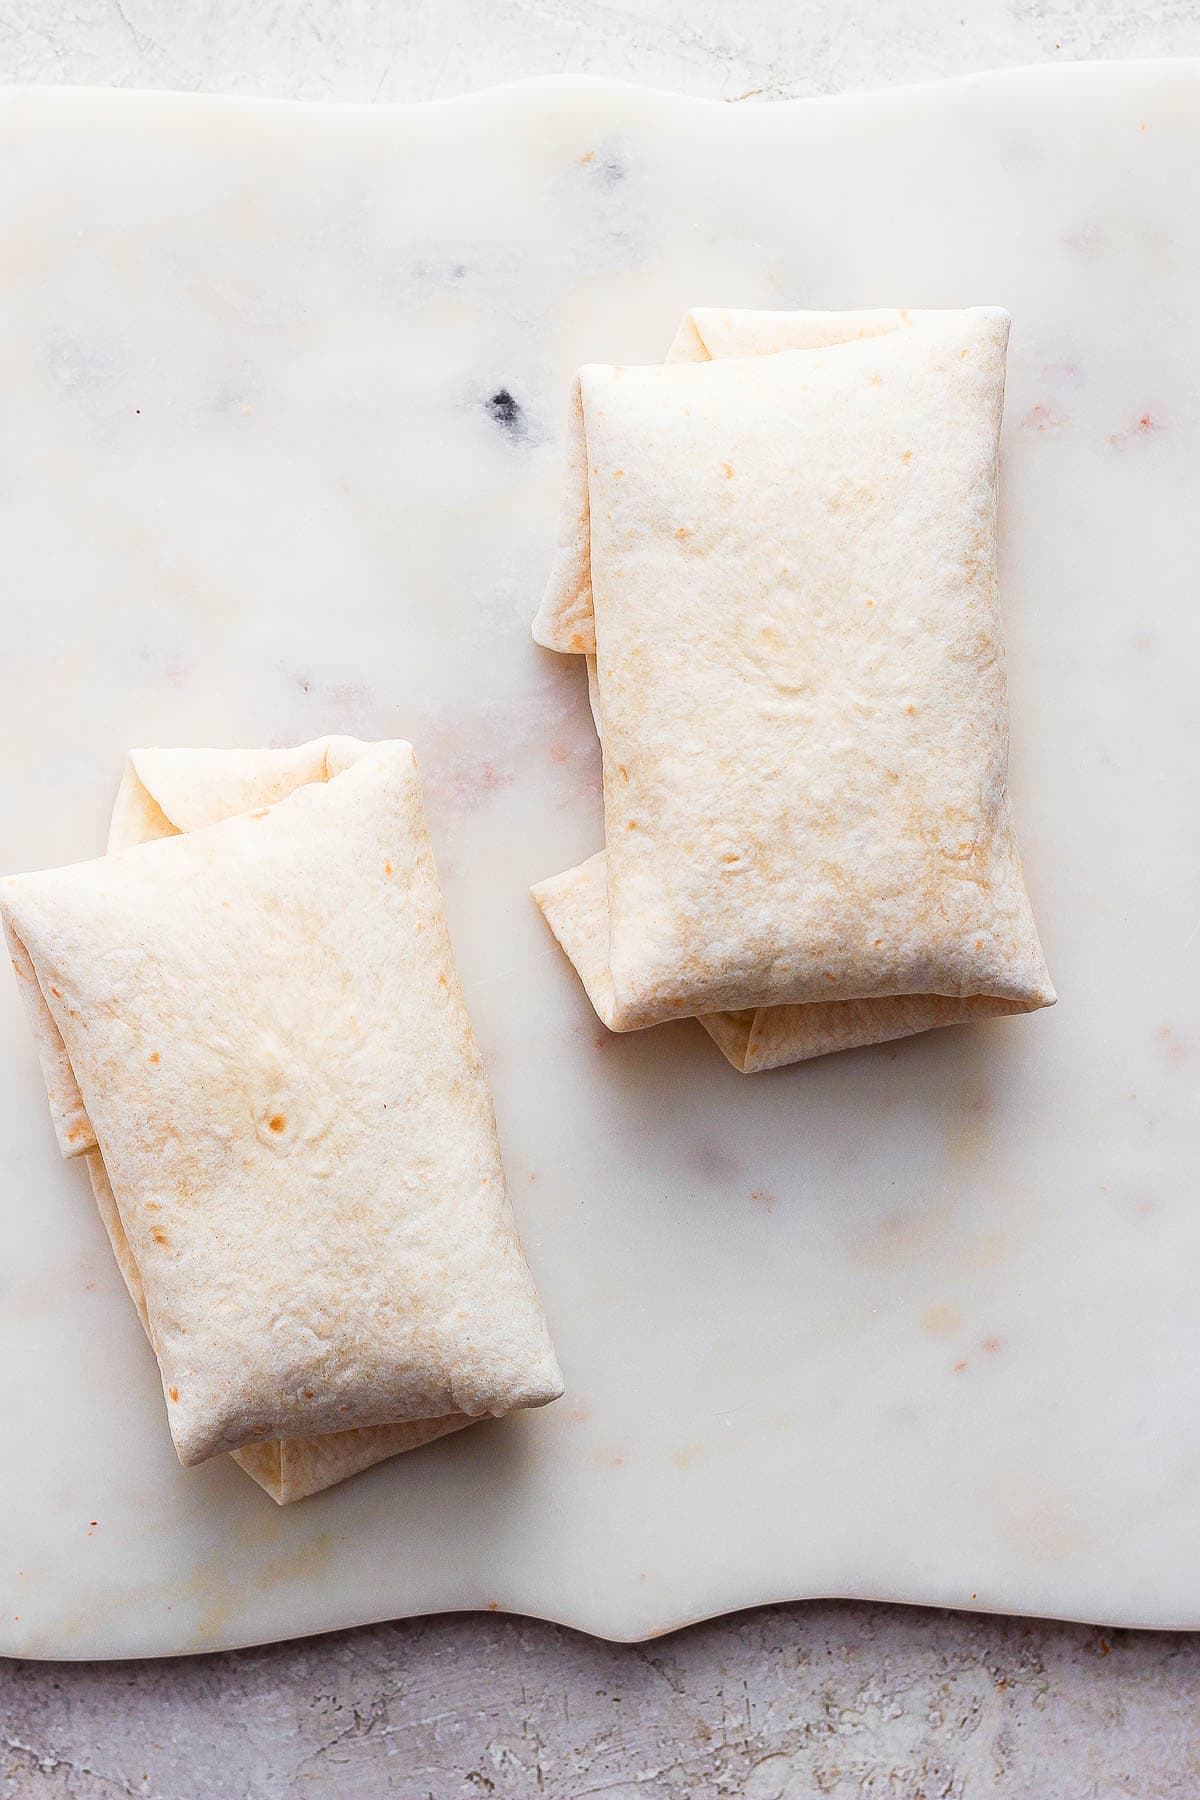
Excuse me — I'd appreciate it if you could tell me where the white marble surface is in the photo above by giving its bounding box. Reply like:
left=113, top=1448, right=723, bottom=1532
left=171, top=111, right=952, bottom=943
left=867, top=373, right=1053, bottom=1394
left=5, top=57, right=1200, bottom=1653
left=3, top=2, right=1200, bottom=1795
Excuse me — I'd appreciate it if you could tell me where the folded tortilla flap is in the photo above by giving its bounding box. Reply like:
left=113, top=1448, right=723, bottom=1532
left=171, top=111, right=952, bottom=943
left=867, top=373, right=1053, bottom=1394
left=3, top=915, right=96, bottom=1158
left=4, top=739, right=562, bottom=1467
left=532, top=305, right=1054, bottom=1063
left=532, top=376, right=596, bottom=656
left=531, top=852, right=618, bottom=1028
left=699, top=993, right=1041, bottom=1074
left=674, top=306, right=962, bottom=363
left=230, top=1415, right=471, bottom=1506
left=535, top=850, right=1047, bottom=1066
left=113, top=737, right=370, bottom=847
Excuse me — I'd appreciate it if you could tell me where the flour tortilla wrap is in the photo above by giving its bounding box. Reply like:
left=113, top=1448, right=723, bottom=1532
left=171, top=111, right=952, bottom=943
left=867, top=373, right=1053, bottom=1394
left=3, top=738, right=562, bottom=1497
left=532, top=308, right=1054, bottom=1069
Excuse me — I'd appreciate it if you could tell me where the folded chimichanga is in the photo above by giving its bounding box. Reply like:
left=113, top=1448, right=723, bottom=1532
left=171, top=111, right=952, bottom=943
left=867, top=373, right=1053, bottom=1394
left=532, top=307, right=1054, bottom=1070
left=3, top=738, right=562, bottom=1500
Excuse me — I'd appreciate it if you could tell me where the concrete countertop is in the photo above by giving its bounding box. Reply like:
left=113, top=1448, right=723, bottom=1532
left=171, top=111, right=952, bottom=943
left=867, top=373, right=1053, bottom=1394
left=2, top=3, right=1199, bottom=1796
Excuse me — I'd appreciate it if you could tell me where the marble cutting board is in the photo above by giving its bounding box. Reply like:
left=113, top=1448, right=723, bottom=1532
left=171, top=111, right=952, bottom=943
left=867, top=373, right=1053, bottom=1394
left=0, top=61, right=1197, bottom=1659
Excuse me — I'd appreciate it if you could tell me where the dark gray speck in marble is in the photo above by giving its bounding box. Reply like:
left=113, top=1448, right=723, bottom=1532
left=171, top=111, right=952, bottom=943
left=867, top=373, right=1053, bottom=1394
left=485, top=387, right=525, bottom=434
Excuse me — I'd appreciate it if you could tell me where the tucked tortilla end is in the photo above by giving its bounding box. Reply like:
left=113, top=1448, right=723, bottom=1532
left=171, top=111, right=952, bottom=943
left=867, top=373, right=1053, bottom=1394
left=231, top=1416, right=475, bottom=1505
left=532, top=853, right=620, bottom=1032
left=694, top=1009, right=757, bottom=1072
left=532, top=375, right=598, bottom=655
left=1, top=910, right=97, bottom=1158
left=700, top=992, right=1050, bottom=1075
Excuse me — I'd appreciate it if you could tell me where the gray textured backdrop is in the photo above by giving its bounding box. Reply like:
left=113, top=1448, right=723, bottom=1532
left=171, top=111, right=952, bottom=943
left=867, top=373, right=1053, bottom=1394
left=3, top=3, right=1200, bottom=1796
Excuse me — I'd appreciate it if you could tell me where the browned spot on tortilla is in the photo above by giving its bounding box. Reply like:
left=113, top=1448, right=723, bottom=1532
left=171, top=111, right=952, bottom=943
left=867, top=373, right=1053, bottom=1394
left=720, top=462, right=733, bottom=479
left=975, top=938, right=984, bottom=951
left=953, top=1360, right=968, bottom=1374
left=865, top=597, right=875, bottom=607
left=168, top=1386, right=179, bottom=1402
left=579, top=149, right=595, bottom=163
left=66, top=1124, right=86, bottom=1142
left=870, top=374, right=883, bottom=386
left=874, top=938, right=883, bottom=948
left=151, top=1229, right=169, bottom=1247
left=303, top=1388, right=314, bottom=1399
left=675, top=526, right=691, bottom=539
left=268, top=1114, right=286, bottom=1134
left=149, top=1052, right=160, bottom=1064
left=146, top=1201, right=160, bottom=1211
left=906, top=704, right=915, bottom=715
left=902, top=449, right=913, bottom=462
left=568, top=632, right=587, bottom=653
left=626, top=819, right=638, bottom=830
left=823, top=971, right=836, bottom=983
left=50, top=986, right=62, bottom=998
left=618, top=764, right=629, bottom=781
left=384, top=861, right=393, bottom=875
left=438, top=973, right=449, bottom=989
left=248, top=808, right=269, bottom=819
left=613, top=468, right=624, bottom=479
left=486, top=1600, right=501, bottom=1611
